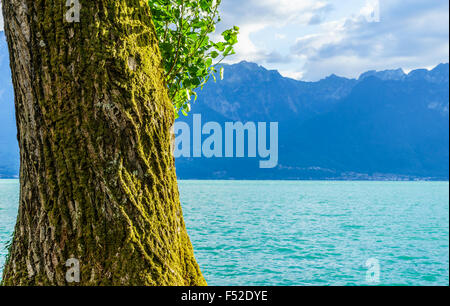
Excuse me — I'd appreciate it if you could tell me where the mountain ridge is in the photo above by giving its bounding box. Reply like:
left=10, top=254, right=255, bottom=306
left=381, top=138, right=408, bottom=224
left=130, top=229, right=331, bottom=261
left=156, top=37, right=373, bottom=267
left=174, top=61, right=449, bottom=180
left=0, top=32, right=448, bottom=179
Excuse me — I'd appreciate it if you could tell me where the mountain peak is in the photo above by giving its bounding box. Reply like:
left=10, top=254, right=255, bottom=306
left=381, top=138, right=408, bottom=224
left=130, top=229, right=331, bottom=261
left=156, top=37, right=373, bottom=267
left=408, top=63, right=449, bottom=83
left=359, top=68, right=406, bottom=81
left=237, top=61, right=263, bottom=70
left=322, top=73, right=349, bottom=82
left=430, top=63, right=449, bottom=76
left=432, top=63, right=449, bottom=71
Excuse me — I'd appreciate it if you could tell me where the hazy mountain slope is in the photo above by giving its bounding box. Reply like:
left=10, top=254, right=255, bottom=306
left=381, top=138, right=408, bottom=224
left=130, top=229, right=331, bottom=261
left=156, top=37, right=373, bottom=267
left=0, top=31, right=448, bottom=179
left=282, top=76, right=449, bottom=178
left=195, top=61, right=357, bottom=122
left=176, top=62, right=449, bottom=180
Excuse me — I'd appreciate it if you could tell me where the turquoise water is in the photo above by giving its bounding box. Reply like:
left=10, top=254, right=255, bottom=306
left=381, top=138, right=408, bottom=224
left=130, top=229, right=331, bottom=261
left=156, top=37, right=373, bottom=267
left=0, top=180, right=18, bottom=279
left=1, top=180, right=449, bottom=285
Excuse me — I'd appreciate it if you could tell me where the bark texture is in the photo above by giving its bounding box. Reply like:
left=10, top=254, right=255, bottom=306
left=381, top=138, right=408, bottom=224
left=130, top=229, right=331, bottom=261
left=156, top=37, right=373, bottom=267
left=1, top=0, right=206, bottom=286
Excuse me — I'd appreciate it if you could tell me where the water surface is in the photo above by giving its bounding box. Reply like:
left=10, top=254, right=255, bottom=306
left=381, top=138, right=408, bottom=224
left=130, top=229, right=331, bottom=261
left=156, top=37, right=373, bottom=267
left=1, top=180, right=448, bottom=285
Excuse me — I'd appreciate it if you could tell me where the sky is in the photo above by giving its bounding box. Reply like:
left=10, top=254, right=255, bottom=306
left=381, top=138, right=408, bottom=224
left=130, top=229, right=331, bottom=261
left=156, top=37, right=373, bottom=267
left=216, top=0, right=449, bottom=81
left=0, top=0, right=448, bottom=81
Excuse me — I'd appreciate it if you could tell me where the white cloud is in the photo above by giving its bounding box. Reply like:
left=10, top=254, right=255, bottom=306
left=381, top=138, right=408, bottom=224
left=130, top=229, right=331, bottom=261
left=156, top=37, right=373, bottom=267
left=279, top=70, right=304, bottom=80
left=0, top=2, right=3, bottom=31
left=359, top=0, right=380, bottom=22
left=218, top=0, right=449, bottom=81
left=292, top=0, right=449, bottom=80
left=226, top=23, right=267, bottom=64
left=1, top=1, right=447, bottom=81
left=217, top=0, right=334, bottom=67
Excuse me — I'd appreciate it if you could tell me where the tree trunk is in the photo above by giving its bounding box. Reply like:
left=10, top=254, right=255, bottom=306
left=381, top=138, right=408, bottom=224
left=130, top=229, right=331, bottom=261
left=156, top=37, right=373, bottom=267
left=1, top=0, right=206, bottom=286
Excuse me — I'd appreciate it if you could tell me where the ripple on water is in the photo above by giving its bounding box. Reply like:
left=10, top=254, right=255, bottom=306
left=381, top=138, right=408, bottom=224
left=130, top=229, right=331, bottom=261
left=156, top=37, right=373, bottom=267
left=0, top=180, right=449, bottom=286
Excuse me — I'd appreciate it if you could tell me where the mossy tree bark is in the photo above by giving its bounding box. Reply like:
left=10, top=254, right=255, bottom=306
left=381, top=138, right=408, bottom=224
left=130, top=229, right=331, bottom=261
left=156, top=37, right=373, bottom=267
left=1, top=0, right=206, bottom=286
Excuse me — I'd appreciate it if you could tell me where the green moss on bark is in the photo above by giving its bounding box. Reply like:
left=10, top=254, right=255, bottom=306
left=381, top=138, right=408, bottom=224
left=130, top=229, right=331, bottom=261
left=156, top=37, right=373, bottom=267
left=1, top=0, right=206, bottom=286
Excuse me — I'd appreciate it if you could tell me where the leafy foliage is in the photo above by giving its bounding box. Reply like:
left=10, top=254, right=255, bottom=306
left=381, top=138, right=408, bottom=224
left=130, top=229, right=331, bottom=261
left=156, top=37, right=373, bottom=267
left=148, top=0, right=239, bottom=117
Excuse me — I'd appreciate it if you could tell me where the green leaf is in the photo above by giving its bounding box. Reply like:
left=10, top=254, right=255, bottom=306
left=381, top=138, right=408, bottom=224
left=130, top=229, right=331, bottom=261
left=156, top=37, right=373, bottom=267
left=149, top=0, right=239, bottom=118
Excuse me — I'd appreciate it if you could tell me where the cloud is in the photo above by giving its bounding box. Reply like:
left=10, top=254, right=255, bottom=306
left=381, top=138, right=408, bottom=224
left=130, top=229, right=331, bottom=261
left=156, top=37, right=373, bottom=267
left=217, top=0, right=333, bottom=67
left=359, top=0, right=380, bottom=22
left=0, top=2, right=3, bottom=31
left=216, top=0, right=449, bottom=81
left=291, top=0, right=449, bottom=80
left=279, top=70, right=304, bottom=80
left=1, top=1, right=447, bottom=81
left=308, top=3, right=334, bottom=25
left=219, top=0, right=331, bottom=27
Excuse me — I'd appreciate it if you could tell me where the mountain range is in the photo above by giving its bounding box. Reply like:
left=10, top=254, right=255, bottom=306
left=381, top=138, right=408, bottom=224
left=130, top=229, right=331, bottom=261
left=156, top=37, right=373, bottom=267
left=0, top=32, right=448, bottom=179
left=175, top=61, right=449, bottom=180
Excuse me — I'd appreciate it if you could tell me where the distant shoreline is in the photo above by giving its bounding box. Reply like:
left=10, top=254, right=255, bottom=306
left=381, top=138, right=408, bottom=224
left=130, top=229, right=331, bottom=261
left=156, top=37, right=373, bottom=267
left=179, top=178, right=450, bottom=182
left=1, top=177, right=448, bottom=182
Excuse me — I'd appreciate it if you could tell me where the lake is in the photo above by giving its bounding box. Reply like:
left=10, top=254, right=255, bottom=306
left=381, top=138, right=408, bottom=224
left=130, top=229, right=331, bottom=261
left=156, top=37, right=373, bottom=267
left=1, top=180, right=449, bottom=285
